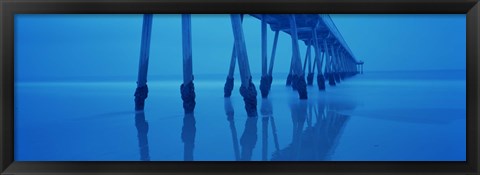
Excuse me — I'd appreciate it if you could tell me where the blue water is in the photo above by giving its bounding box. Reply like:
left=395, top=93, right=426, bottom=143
left=14, top=70, right=466, bottom=161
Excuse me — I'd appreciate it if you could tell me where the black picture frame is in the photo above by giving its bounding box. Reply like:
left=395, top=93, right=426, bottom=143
left=1, top=0, right=479, bottom=174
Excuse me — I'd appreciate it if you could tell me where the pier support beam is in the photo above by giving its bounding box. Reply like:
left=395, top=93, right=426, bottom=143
left=349, top=58, right=355, bottom=76
left=231, top=14, right=258, bottom=117
left=268, top=31, right=280, bottom=78
left=259, top=15, right=273, bottom=98
left=339, top=51, right=346, bottom=79
left=286, top=57, right=294, bottom=86
left=289, top=14, right=307, bottom=99
left=266, top=30, right=280, bottom=91
left=224, top=98, right=240, bottom=160
left=180, top=14, right=196, bottom=114
left=305, top=44, right=314, bottom=86
left=313, top=29, right=325, bottom=90
left=327, top=44, right=336, bottom=86
left=224, top=45, right=236, bottom=97
left=134, top=14, right=153, bottom=111
left=356, top=63, right=358, bottom=74
left=350, top=58, right=356, bottom=76
left=360, top=62, right=364, bottom=74
left=224, top=15, right=244, bottom=97
left=337, top=51, right=344, bottom=80
left=332, top=45, right=341, bottom=84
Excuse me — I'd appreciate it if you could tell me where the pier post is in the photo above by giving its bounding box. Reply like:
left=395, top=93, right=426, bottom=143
left=310, top=42, right=317, bottom=86
left=351, top=58, right=356, bottom=76
left=180, top=14, right=196, bottom=114
left=361, top=62, right=364, bottom=74
left=322, top=40, right=329, bottom=83
left=313, top=28, right=325, bottom=90
left=332, top=45, right=341, bottom=84
left=352, top=59, right=356, bottom=76
left=346, top=53, right=352, bottom=77
left=345, top=52, right=350, bottom=77
left=337, top=50, right=344, bottom=80
left=348, top=60, right=352, bottom=76
left=357, top=64, right=362, bottom=74
left=134, top=14, right=153, bottom=111
left=259, top=15, right=273, bottom=98
left=286, top=57, right=294, bottom=86
left=289, top=14, right=308, bottom=99
left=268, top=31, right=280, bottom=77
left=224, top=15, right=244, bottom=97
left=302, top=45, right=310, bottom=74
left=305, top=44, right=314, bottom=86
left=350, top=58, right=355, bottom=76
left=337, top=47, right=343, bottom=81
left=336, top=48, right=344, bottom=80
left=328, top=44, right=336, bottom=86
left=231, top=14, right=258, bottom=117
left=224, top=45, right=236, bottom=97
left=340, top=51, right=347, bottom=79
left=356, top=63, right=360, bottom=74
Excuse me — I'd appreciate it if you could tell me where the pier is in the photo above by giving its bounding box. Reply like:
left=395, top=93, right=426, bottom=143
left=134, top=14, right=362, bottom=117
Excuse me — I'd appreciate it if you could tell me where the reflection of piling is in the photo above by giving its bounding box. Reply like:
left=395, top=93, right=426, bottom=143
left=240, top=117, right=258, bottom=161
left=135, top=111, right=150, bottom=161
left=271, top=98, right=354, bottom=161
left=260, top=98, right=273, bottom=160
left=259, top=98, right=281, bottom=160
left=262, top=116, right=269, bottom=161
left=228, top=119, right=240, bottom=160
left=224, top=98, right=240, bottom=160
left=293, top=100, right=308, bottom=160
left=181, top=113, right=196, bottom=161
left=270, top=116, right=280, bottom=153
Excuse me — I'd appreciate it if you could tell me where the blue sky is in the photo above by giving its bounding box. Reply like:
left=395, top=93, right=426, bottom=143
left=14, top=14, right=465, bottom=81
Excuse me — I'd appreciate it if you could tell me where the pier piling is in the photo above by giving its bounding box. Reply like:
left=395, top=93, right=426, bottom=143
left=134, top=14, right=153, bottom=111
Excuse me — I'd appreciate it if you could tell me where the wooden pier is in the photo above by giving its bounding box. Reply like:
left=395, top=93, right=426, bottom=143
left=134, top=14, right=362, bottom=117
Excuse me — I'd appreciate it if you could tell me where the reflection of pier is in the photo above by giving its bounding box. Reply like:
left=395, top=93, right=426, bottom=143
left=134, top=95, right=196, bottom=161
left=134, top=111, right=150, bottom=161
left=181, top=113, right=196, bottom=161
left=223, top=97, right=356, bottom=161
left=133, top=14, right=362, bottom=117
left=271, top=99, right=356, bottom=161
left=224, top=98, right=281, bottom=161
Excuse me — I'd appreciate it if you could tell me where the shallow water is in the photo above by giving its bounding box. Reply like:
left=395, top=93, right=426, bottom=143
left=14, top=71, right=466, bottom=161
